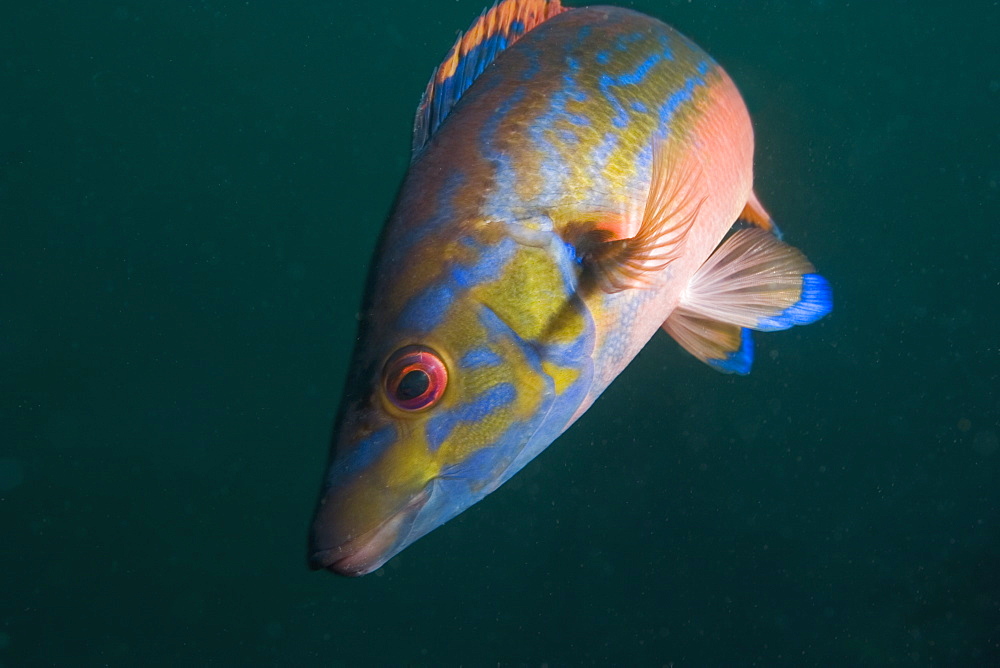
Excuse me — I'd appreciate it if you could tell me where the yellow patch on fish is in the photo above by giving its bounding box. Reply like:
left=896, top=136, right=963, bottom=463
left=542, top=360, right=580, bottom=395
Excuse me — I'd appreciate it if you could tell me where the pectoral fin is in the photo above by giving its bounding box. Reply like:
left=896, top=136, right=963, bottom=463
left=575, top=142, right=704, bottom=293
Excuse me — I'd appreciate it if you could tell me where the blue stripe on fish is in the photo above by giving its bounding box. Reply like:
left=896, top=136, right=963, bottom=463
left=328, top=426, right=397, bottom=482
left=399, top=237, right=518, bottom=333
left=591, top=130, right=620, bottom=172
left=597, top=73, right=630, bottom=129
left=398, top=283, right=456, bottom=333
left=614, top=31, right=643, bottom=51
left=460, top=347, right=505, bottom=369
left=426, top=382, right=518, bottom=451
left=618, top=52, right=662, bottom=86
left=656, top=32, right=674, bottom=60
left=451, top=237, right=518, bottom=287
left=440, top=444, right=503, bottom=481
left=557, top=128, right=579, bottom=144
left=477, top=305, right=546, bottom=374
left=658, top=74, right=704, bottom=126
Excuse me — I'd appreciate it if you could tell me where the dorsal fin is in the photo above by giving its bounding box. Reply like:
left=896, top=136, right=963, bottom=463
left=411, top=0, right=566, bottom=157
left=739, top=191, right=783, bottom=238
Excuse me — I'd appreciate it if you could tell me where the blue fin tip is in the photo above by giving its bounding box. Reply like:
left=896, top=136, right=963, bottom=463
left=707, top=327, right=754, bottom=375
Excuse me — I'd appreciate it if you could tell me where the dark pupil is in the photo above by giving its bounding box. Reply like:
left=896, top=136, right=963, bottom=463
left=396, top=369, right=430, bottom=401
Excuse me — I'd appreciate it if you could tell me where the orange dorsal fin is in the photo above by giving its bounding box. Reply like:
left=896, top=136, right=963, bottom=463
left=739, top=191, right=780, bottom=235
left=411, top=0, right=566, bottom=156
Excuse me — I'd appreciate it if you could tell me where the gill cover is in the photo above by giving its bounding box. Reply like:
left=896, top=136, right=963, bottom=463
left=307, top=233, right=594, bottom=574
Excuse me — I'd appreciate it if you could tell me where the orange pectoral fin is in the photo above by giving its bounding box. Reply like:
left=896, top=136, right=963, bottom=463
left=574, top=141, right=705, bottom=293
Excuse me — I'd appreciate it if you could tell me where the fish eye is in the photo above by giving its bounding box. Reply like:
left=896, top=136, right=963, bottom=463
left=383, top=345, right=448, bottom=412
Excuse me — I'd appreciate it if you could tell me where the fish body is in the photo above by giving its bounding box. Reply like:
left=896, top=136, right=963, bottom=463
left=309, top=1, right=831, bottom=576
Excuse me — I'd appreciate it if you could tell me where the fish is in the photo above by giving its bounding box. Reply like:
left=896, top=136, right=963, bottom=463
left=308, top=0, right=832, bottom=576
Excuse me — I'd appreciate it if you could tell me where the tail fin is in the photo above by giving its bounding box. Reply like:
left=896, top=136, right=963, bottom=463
left=662, top=226, right=832, bottom=374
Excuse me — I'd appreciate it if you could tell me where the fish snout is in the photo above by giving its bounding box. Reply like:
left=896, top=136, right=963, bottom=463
left=307, top=486, right=430, bottom=576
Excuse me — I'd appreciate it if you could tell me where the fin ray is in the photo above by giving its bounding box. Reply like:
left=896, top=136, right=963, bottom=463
left=412, top=0, right=565, bottom=155
left=738, top=191, right=781, bottom=237
left=681, top=226, right=832, bottom=331
left=662, top=309, right=754, bottom=375
left=580, top=141, right=704, bottom=293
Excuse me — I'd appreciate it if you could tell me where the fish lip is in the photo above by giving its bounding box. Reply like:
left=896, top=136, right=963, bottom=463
left=308, top=487, right=430, bottom=576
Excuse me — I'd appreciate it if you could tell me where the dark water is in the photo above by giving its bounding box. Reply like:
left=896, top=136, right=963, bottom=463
left=2, top=1, right=998, bottom=664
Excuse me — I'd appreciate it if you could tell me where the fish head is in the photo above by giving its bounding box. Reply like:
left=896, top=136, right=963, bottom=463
left=308, top=223, right=594, bottom=576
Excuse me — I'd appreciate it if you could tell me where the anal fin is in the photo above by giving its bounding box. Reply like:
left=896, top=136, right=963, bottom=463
left=662, top=308, right=754, bottom=375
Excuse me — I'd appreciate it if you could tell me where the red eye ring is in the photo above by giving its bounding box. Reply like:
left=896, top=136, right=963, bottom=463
left=383, top=345, right=448, bottom=412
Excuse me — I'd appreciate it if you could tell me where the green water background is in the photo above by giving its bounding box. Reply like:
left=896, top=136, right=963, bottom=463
left=2, top=0, right=998, bottom=664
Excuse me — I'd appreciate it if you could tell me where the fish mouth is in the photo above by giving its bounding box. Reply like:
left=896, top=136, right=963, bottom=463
left=308, top=487, right=430, bottom=577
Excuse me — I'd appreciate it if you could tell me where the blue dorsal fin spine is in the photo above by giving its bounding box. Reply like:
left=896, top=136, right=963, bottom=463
left=411, top=0, right=566, bottom=157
